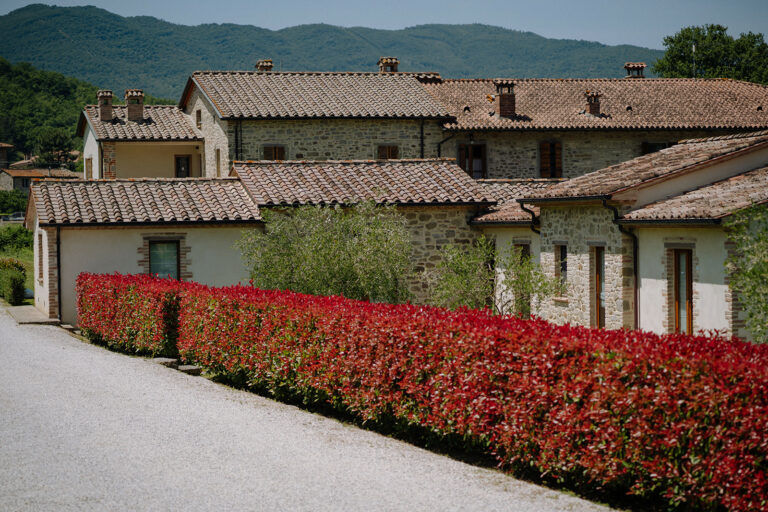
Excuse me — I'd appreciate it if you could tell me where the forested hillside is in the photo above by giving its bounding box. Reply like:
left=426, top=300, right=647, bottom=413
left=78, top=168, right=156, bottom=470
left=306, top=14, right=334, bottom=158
left=0, top=4, right=663, bottom=99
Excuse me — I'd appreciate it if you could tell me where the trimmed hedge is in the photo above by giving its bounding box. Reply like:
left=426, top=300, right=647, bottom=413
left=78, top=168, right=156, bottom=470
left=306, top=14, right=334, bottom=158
left=76, top=273, right=179, bottom=357
left=77, top=273, right=768, bottom=511
left=0, top=257, right=26, bottom=305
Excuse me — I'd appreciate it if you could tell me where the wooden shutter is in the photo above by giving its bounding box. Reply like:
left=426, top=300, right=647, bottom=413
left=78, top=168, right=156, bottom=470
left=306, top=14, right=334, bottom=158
left=263, top=146, right=274, bottom=160
left=85, top=158, right=93, bottom=179
left=458, top=144, right=468, bottom=173
left=389, top=146, right=399, bottom=159
left=477, top=144, right=487, bottom=178
left=553, top=142, right=562, bottom=178
left=377, top=145, right=388, bottom=159
left=275, top=146, right=285, bottom=160
left=539, top=142, right=551, bottom=178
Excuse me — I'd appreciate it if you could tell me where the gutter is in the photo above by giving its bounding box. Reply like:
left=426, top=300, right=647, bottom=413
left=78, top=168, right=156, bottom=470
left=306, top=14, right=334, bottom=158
left=420, top=119, right=425, bottom=158
left=523, top=194, right=611, bottom=205
left=616, top=218, right=721, bottom=226
left=601, top=199, right=639, bottom=329
left=436, top=134, right=456, bottom=157
left=39, top=219, right=265, bottom=229
left=516, top=199, right=540, bottom=234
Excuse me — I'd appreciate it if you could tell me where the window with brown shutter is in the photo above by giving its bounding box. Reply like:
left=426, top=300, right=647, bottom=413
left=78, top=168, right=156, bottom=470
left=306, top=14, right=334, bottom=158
left=539, top=141, right=562, bottom=178
left=195, top=109, right=202, bottom=129
left=377, top=145, right=399, bottom=159
left=457, top=144, right=487, bottom=179
left=264, top=145, right=286, bottom=161
left=85, top=158, right=93, bottom=179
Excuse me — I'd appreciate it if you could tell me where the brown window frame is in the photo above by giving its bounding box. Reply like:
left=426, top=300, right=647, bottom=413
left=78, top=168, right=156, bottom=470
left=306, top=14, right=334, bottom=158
left=673, top=248, right=693, bottom=334
left=594, top=246, right=605, bottom=328
left=174, top=154, right=191, bottom=178
left=263, top=145, right=286, bottom=161
left=215, top=148, right=221, bottom=177
left=377, top=145, right=399, bottom=159
left=539, top=141, right=563, bottom=178
left=554, top=244, right=567, bottom=283
left=195, top=109, right=202, bottom=130
left=148, top=240, right=181, bottom=281
left=85, top=158, right=93, bottom=179
left=458, top=143, right=487, bottom=179
left=37, top=233, right=43, bottom=282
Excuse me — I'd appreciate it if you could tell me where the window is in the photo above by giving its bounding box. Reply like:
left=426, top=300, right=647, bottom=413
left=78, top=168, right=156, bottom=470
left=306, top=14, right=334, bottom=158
left=641, top=142, right=674, bottom=155
left=458, top=144, right=487, bottom=179
left=539, top=141, right=562, bottom=178
left=175, top=155, right=191, bottom=178
left=673, top=249, right=693, bottom=334
left=215, top=148, right=221, bottom=177
left=20, top=178, right=30, bottom=188
left=554, top=244, right=567, bottom=283
left=85, top=158, right=93, bottom=179
left=37, top=233, right=43, bottom=282
left=195, top=109, right=202, bottom=130
left=593, top=246, right=605, bottom=328
left=263, top=145, right=286, bottom=161
left=149, top=241, right=180, bottom=280
left=377, top=145, right=399, bottom=159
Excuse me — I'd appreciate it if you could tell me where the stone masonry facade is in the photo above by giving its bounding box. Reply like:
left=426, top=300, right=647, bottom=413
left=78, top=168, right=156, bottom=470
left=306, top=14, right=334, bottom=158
left=442, top=129, right=724, bottom=180
left=102, top=141, right=117, bottom=179
left=536, top=205, right=634, bottom=329
left=185, top=88, right=230, bottom=177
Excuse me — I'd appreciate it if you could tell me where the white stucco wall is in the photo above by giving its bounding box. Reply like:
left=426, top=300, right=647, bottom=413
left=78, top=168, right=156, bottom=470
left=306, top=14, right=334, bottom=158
left=481, top=226, right=541, bottom=314
left=637, top=227, right=730, bottom=336
left=114, top=143, right=202, bottom=179
left=82, top=125, right=100, bottom=178
left=57, top=225, right=256, bottom=325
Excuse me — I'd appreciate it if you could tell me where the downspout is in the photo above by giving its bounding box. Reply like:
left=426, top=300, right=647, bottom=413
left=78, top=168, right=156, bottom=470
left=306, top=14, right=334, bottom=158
left=56, top=226, right=62, bottom=321
left=518, top=200, right=540, bottom=234
left=235, top=120, right=243, bottom=161
left=436, top=133, right=456, bottom=157
left=602, top=199, right=639, bottom=329
left=419, top=119, right=425, bottom=158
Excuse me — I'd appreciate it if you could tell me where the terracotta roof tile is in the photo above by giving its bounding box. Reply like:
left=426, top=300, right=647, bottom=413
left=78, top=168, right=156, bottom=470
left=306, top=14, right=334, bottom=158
left=30, top=178, right=261, bottom=225
left=0, top=142, right=13, bottom=148
left=80, top=105, right=202, bottom=141
left=233, top=159, right=492, bottom=206
left=526, top=131, right=768, bottom=199
left=2, top=168, right=80, bottom=178
left=621, top=165, right=768, bottom=222
left=188, top=71, right=450, bottom=119
left=422, top=78, right=768, bottom=131
left=473, top=179, right=560, bottom=224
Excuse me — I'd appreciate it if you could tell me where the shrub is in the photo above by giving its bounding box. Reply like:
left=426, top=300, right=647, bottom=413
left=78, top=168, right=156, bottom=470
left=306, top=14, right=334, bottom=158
left=0, top=224, right=33, bottom=252
left=238, top=201, right=413, bottom=303
left=76, top=273, right=180, bottom=357
left=0, top=190, right=27, bottom=215
left=0, top=257, right=25, bottom=304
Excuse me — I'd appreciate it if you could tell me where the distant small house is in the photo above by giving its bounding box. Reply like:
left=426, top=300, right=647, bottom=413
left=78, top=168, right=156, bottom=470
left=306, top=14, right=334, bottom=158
left=0, top=168, right=81, bottom=193
left=76, top=89, right=203, bottom=179
left=0, top=142, right=12, bottom=169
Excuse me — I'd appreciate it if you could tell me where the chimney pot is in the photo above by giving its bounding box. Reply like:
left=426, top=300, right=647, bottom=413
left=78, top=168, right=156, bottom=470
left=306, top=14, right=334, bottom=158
left=494, top=81, right=516, bottom=118
left=124, top=89, right=145, bottom=122
left=624, top=62, right=646, bottom=78
left=378, top=56, right=399, bottom=73
left=97, top=89, right=113, bottom=122
left=256, top=58, right=273, bottom=72
left=585, top=91, right=601, bottom=116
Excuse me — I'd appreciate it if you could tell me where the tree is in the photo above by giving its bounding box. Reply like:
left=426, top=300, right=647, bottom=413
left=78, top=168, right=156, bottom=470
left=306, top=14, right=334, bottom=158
left=653, top=24, right=768, bottom=84
left=426, top=236, right=564, bottom=316
left=35, top=127, right=74, bottom=168
left=724, top=204, right=768, bottom=343
left=238, top=202, right=413, bottom=303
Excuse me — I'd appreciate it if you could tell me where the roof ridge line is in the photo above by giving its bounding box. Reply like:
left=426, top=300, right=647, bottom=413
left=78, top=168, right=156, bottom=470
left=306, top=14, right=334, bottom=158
left=232, top=158, right=457, bottom=165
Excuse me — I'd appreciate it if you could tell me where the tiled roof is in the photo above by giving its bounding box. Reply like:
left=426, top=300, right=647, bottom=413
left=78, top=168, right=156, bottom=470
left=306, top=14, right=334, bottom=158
left=0, top=142, right=12, bottom=148
left=525, top=131, right=768, bottom=200
left=473, top=179, right=560, bottom=224
left=233, top=159, right=493, bottom=206
left=2, top=168, right=80, bottom=178
left=29, top=178, right=261, bottom=226
left=422, top=78, right=768, bottom=131
left=78, top=105, right=202, bottom=141
left=184, top=71, right=450, bottom=119
left=621, top=165, right=768, bottom=222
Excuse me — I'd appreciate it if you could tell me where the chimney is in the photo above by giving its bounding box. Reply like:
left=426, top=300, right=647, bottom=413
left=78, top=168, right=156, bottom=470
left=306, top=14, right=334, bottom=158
left=585, top=91, right=601, bottom=116
left=97, top=90, right=113, bottom=122
left=378, top=57, right=399, bottom=73
left=125, top=89, right=145, bottom=122
left=256, top=58, right=273, bottom=72
left=624, top=62, right=646, bottom=79
left=494, top=81, right=515, bottom=118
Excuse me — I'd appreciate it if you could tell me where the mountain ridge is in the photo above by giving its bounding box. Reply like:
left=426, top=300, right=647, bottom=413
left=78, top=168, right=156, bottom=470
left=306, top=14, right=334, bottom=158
left=0, top=4, right=664, bottom=99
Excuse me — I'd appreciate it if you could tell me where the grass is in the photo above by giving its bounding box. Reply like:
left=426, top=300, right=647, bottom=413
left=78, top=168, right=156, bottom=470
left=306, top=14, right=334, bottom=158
left=0, top=246, right=34, bottom=305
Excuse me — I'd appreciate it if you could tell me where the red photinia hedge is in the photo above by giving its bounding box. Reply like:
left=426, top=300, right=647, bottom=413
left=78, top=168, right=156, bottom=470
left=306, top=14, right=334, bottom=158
left=76, top=273, right=180, bottom=356
left=76, top=274, right=768, bottom=510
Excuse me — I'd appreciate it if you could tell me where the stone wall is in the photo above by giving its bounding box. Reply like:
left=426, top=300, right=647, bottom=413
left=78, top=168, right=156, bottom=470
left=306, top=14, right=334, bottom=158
left=536, top=205, right=634, bottom=329
left=185, top=87, right=231, bottom=177
left=442, top=129, right=729, bottom=180
left=231, top=118, right=445, bottom=163
left=102, top=141, right=116, bottom=179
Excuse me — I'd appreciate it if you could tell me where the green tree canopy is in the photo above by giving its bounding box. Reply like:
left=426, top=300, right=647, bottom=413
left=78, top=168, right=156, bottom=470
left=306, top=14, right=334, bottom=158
left=653, top=24, right=768, bottom=84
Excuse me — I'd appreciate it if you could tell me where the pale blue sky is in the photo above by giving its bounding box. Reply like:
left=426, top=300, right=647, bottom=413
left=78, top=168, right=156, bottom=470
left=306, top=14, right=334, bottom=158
left=2, top=0, right=767, bottom=49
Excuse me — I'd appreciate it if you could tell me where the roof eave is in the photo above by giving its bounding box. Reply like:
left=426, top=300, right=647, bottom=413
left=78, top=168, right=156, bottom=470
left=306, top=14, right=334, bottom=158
left=519, top=195, right=612, bottom=205
left=179, top=75, right=224, bottom=119
left=39, top=219, right=264, bottom=228
left=616, top=218, right=722, bottom=226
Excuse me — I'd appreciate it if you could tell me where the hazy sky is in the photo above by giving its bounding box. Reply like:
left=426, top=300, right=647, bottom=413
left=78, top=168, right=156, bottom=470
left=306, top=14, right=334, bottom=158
left=2, top=0, right=767, bottom=49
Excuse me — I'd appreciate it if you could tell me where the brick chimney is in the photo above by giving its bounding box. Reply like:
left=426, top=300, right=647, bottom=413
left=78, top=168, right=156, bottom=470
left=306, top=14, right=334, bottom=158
left=494, top=81, right=515, bottom=118
left=97, top=90, right=113, bottom=122
left=256, top=58, right=273, bottom=72
left=125, top=89, right=145, bottom=122
left=585, top=91, right=601, bottom=116
left=378, top=57, right=399, bottom=73
left=624, top=62, right=646, bottom=78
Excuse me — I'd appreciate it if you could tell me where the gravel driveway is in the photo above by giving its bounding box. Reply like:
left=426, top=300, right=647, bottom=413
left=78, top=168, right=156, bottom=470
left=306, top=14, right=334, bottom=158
left=0, top=307, right=613, bottom=511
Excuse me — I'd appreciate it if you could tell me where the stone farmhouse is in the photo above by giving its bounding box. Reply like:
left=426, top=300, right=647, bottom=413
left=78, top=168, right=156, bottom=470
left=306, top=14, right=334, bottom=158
left=24, top=58, right=768, bottom=340
left=0, top=168, right=79, bottom=193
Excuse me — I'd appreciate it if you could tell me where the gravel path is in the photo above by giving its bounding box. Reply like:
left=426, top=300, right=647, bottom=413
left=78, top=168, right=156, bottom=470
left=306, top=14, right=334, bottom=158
left=0, top=307, right=613, bottom=511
